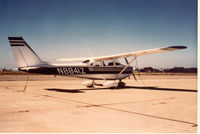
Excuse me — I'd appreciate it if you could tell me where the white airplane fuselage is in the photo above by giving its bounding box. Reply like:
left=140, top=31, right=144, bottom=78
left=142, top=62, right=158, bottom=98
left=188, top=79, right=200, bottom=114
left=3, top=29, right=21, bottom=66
left=19, top=62, right=133, bottom=80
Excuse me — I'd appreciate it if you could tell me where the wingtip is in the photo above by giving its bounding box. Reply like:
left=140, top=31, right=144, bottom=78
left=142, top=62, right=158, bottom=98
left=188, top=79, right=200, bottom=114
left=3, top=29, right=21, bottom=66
left=161, top=46, right=187, bottom=51
left=168, top=46, right=187, bottom=49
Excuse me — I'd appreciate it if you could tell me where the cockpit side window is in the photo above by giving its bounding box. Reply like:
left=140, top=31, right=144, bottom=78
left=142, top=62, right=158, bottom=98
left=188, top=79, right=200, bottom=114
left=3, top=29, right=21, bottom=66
left=92, top=61, right=103, bottom=66
left=91, top=59, right=122, bottom=67
left=108, top=62, right=114, bottom=66
left=115, top=62, right=121, bottom=66
left=104, top=59, right=122, bottom=66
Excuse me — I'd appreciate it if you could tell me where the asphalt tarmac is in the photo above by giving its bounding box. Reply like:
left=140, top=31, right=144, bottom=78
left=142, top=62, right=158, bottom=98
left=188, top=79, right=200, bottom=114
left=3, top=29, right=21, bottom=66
left=0, top=74, right=197, bottom=132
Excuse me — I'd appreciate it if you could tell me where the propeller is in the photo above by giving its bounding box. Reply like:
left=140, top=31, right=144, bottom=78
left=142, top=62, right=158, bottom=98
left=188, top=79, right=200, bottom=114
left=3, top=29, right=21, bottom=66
left=135, top=58, right=141, bottom=79
left=124, top=57, right=137, bottom=81
left=135, top=57, right=146, bottom=86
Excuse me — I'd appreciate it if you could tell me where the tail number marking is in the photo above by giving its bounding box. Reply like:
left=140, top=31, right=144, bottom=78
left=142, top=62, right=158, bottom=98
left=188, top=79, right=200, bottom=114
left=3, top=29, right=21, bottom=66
left=57, top=67, right=85, bottom=75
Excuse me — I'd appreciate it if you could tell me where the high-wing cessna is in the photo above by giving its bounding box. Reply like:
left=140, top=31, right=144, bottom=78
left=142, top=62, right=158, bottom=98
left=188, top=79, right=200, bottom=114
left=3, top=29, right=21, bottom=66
left=8, top=37, right=187, bottom=88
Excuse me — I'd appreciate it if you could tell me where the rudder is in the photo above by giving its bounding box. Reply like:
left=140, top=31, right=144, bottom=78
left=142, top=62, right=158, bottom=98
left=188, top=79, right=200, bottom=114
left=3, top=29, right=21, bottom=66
left=8, top=37, right=43, bottom=68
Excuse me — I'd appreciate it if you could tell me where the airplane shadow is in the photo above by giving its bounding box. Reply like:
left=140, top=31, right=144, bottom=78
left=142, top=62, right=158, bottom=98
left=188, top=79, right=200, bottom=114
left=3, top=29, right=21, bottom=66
left=45, top=88, right=85, bottom=93
left=45, top=86, right=197, bottom=93
left=123, top=86, right=197, bottom=93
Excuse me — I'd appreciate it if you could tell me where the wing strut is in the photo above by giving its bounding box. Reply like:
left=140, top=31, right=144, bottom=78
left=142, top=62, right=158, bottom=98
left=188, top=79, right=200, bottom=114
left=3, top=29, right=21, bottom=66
left=118, top=57, right=136, bottom=76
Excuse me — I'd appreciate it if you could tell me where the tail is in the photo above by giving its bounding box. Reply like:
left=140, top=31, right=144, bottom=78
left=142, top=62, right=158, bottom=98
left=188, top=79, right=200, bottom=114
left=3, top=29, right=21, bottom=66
left=8, top=37, right=44, bottom=68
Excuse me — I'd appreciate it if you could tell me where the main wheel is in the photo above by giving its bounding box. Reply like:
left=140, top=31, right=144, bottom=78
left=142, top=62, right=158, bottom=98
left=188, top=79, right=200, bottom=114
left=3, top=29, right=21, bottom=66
left=117, top=81, right=126, bottom=88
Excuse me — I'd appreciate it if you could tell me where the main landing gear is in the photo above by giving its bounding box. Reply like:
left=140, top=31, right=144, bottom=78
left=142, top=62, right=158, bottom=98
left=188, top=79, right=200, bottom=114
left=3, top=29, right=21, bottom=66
left=82, top=79, right=126, bottom=89
left=81, top=80, right=95, bottom=88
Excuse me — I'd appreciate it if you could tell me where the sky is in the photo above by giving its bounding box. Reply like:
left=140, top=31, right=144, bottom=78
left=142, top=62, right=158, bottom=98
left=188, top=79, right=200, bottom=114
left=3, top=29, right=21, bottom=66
left=0, top=0, right=197, bottom=69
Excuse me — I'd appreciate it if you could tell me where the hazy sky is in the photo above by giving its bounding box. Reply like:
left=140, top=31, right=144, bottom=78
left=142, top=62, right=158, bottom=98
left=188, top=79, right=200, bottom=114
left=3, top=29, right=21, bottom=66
left=0, top=0, right=197, bottom=69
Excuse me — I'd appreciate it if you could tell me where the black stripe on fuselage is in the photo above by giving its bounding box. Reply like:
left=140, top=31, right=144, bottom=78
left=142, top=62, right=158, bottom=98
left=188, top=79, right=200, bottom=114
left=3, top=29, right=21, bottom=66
left=19, top=66, right=133, bottom=75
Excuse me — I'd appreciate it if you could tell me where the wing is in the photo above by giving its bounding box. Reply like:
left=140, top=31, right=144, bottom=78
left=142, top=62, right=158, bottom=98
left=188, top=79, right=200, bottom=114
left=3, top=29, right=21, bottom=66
left=92, top=46, right=187, bottom=61
left=56, top=46, right=187, bottom=62
left=56, top=57, right=93, bottom=61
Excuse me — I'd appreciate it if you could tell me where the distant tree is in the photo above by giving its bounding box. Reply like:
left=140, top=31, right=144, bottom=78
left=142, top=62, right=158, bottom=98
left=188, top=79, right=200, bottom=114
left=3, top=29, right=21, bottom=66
left=164, top=67, right=197, bottom=73
left=169, top=67, right=185, bottom=72
left=185, top=67, right=197, bottom=73
left=140, top=67, right=154, bottom=72
left=140, top=67, right=197, bottom=73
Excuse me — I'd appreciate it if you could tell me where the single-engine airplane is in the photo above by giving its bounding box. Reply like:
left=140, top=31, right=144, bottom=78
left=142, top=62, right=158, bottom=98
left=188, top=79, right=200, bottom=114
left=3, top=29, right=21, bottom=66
left=8, top=37, right=187, bottom=88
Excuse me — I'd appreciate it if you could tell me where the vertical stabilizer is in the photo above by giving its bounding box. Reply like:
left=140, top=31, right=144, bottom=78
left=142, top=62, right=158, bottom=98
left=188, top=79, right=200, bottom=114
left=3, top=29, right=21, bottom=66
left=8, top=37, right=43, bottom=68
